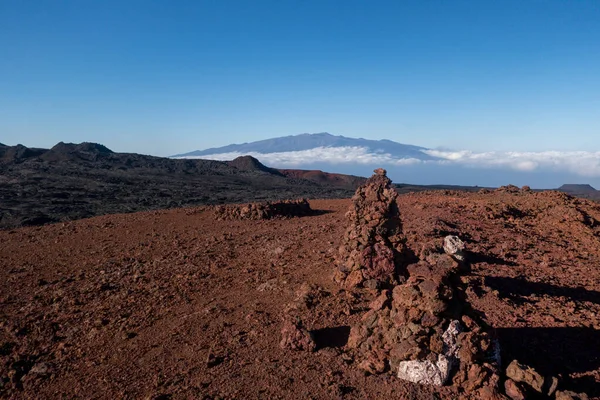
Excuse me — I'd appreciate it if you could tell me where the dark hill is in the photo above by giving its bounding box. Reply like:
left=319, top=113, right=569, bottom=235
left=0, top=144, right=48, bottom=163
left=226, top=155, right=282, bottom=176
left=279, top=169, right=366, bottom=189
left=41, top=142, right=114, bottom=162
left=558, top=184, right=597, bottom=193
left=0, top=143, right=362, bottom=229
left=557, top=184, right=600, bottom=200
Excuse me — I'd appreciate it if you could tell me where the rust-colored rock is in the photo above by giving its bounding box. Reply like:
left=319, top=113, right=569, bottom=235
left=555, top=391, right=589, bottom=400
left=504, top=379, right=526, bottom=400
left=279, top=283, right=327, bottom=352
left=336, top=169, right=406, bottom=288
left=279, top=316, right=315, bottom=352
left=505, top=360, right=544, bottom=393
left=214, top=198, right=313, bottom=220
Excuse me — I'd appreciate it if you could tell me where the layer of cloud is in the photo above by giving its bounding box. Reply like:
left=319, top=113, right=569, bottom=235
left=176, top=146, right=600, bottom=177
left=177, top=146, right=423, bottom=166
left=423, top=149, right=600, bottom=177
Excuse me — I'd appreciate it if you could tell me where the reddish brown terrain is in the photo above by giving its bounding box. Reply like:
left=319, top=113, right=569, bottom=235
left=1, top=187, right=600, bottom=399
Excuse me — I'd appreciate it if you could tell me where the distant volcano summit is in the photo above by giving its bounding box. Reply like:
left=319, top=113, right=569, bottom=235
left=172, top=132, right=436, bottom=162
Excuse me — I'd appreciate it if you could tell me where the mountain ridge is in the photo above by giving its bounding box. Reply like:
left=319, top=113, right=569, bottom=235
left=173, top=132, right=435, bottom=161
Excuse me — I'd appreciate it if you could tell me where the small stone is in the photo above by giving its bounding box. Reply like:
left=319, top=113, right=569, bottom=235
left=347, top=325, right=368, bottom=349
left=280, top=317, right=315, bottom=352
left=545, top=376, right=559, bottom=396
left=257, top=279, right=278, bottom=292
left=441, top=320, right=462, bottom=359
left=397, top=354, right=451, bottom=386
left=443, top=235, right=466, bottom=261
left=358, top=358, right=386, bottom=375
left=29, top=362, right=52, bottom=376
left=369, top=290, right=390, bottom=311
left=344, top=270, right=364, bottom=288
left=363, top=279, right=379, bottom=290
left=504, top=379, right=526, bottom=400
left=505, top=360, right=544, bottom=393
left=555, top=390, right=589, bottom=400
left=374, top=168, right=387, bottom=176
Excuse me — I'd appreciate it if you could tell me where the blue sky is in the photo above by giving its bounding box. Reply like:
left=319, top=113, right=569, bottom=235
left=1, top=0, right=599, bottom=156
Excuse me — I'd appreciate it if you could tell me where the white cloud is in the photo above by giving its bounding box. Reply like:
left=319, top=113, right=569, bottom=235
left=176, top=146, right=600, bottom=177
left=423, top=150, right=600, bottom=176
left=176, top=146, right=423, bottom=167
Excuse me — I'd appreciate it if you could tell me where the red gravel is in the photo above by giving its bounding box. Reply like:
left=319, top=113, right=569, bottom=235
left=1, top=190, right=599, bottom=399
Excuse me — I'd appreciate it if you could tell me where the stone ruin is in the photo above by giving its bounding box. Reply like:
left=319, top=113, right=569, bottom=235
left=214, top=198, right=313, bottom=220
left=334, top=168, right=406, bottom=289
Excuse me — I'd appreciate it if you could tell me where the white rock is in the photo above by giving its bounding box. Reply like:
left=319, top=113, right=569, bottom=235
left=443, top=235, right=466, bottom=261
left=442, top=319, right=462, bottom=359
left=397, top=354, right=451, bottom=386
left=396, top=321, right=463, bottom=386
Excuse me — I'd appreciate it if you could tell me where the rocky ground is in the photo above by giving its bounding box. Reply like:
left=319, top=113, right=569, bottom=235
left=1, top=184, right=599, bottom=399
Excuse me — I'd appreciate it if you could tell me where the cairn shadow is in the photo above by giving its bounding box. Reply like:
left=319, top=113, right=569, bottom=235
left=311, top=326, right=351, bottom=350
left=469, top=252, right=518, bottom=267
left=497, top=327, right=600, bottom=395
left=306, top=209, right=334, bottom=217
left=485, top=276, right=600, bottom=305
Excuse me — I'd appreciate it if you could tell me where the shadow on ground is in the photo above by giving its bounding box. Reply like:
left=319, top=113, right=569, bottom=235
left=498, top=327, right=600, bottom=395
left=311, top=326, right=351, bottom=350
left=486, top=276, right=600, bottom=305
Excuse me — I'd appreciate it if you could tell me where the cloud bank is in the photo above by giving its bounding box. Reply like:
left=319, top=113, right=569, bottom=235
left=177, top=146, right=600, bottom=178
left=423, top=149, right=600, bottom=177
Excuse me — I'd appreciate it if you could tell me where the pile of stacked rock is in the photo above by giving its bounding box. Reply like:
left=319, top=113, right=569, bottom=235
left=340, top=169, right=502, bottom=397
left=334, top=168, right=406, bottom=289
left=214, top=199, right=312, bottom=220
left=347, top=249, right=502, bottom=395
left=278, top=169, right=590, bottom=399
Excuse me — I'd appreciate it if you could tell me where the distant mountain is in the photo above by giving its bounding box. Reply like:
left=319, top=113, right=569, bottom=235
left=173, top=132, right=436, bottom=161
left=558, top=184, right=597, bottom=193
left=557, top=184, right=600, bottom=200
left=172, top=133, right=600, bottom=189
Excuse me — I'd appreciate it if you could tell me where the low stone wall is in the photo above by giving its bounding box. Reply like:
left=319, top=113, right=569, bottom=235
left=214, top=199, right=313, bottom=220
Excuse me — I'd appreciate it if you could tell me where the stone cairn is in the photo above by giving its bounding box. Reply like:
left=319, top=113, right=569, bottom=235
left=278, top=169, right=589, bottom=399
left=340, top=169, right=502, bottom=397
left=214, top=199, right=312, bottom=220
left=334, top=168, right=406, bottom=289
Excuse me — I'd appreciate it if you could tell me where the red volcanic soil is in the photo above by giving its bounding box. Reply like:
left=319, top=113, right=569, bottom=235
left=1, top=190, right=600, bottom=399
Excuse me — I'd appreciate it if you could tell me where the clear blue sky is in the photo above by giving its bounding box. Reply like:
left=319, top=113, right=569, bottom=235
left=1, top=0, right=599, bottom=156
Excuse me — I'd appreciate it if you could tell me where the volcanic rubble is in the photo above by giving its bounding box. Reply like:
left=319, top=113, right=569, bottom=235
left=214, top=199, right=314, bottom=221
left=280, top=169, right=590, bottom=400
